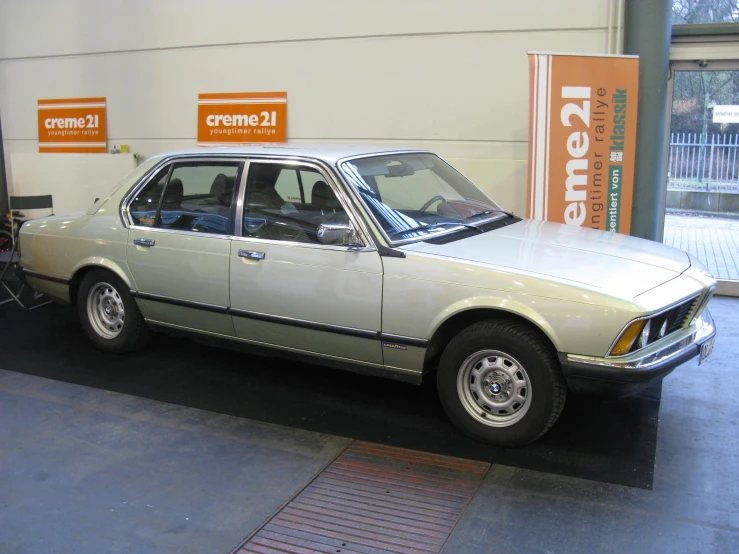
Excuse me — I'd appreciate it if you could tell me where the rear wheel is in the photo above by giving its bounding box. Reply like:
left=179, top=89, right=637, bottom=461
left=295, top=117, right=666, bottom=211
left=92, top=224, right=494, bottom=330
left=77, top=270, right=150, bottom=353
left=0, top=230, right=13, bottom=254
left=437, top=319, right=567, bottom=447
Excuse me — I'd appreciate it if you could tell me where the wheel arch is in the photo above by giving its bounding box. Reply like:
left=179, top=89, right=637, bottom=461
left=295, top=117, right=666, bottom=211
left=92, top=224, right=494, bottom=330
left=69, top=259, right=135, bottom=306
left=423, top=304, right=561, bottom=376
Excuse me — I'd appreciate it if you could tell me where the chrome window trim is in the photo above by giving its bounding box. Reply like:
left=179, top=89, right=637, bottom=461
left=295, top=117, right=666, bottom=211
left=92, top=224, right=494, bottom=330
left=127, top=225, right=234, bottom=240
left=605, top=292, right=702, bottom=358
left=235, top=156, right=377, bottom=251
left=335, top=151, right=506, bottom=247
left=120, top=155, right=247, bottom=229
left=233, top=160, right=250, bottom=237
left=231, top=234, right=376, bottom=253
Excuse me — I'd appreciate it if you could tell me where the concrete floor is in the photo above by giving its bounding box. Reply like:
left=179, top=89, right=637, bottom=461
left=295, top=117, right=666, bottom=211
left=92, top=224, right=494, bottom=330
left=0, top=373, right=350, bottom=554
left=664, top=213, right=739, bottom=280
left=1, top=296, right=737, bottom=553
left=446, top=295, right=739, bottom=553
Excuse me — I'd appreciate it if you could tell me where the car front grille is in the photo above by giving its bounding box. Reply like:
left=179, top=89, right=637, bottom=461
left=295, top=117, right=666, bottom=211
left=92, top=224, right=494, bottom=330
left=665, top=296, right=700, bottom=334
left=644, top=295, right=701, bottom=346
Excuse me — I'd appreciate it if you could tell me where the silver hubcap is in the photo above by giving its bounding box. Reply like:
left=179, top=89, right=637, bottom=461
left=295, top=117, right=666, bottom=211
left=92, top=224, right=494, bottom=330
left=86, top=282, right=125, bottom=339
left=456, top=350, right=532, bottom=427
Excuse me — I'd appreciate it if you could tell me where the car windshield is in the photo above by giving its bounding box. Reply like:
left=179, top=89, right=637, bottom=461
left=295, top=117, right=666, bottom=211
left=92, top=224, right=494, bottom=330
left=339, top=153, right=505, bottom=243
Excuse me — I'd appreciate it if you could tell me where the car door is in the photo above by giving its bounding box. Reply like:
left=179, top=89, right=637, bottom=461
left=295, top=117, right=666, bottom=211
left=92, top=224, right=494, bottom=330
left=125, top=158, right=243, bottom=336
left=229, top=159, right=384, bottom=364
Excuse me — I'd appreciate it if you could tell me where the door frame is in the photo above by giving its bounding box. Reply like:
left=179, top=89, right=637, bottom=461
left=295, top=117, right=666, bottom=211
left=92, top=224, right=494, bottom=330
left=666, top=29, right=739, bottom=296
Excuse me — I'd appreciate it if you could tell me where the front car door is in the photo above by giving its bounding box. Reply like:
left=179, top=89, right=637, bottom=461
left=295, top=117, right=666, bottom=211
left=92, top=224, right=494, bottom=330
left=124, top=157, right=243, bottom=336
left=229, top=158, right=384, bottom=365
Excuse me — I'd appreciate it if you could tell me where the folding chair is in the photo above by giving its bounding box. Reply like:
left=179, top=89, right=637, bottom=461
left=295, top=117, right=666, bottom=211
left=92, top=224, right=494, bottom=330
left=0, top=195, right=54, bottom=309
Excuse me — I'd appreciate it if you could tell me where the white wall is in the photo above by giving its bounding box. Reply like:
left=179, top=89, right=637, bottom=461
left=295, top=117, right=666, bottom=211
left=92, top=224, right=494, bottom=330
left=0, top=0, right=624, bottom=215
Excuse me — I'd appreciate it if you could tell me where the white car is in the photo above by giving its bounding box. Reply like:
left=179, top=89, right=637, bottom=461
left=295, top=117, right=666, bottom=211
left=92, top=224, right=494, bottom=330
left=18, top=145, right=717, bottom=446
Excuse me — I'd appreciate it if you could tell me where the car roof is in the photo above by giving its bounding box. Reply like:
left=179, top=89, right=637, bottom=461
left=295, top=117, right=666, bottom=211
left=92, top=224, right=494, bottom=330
left=145, top=143, right=432, bottom=165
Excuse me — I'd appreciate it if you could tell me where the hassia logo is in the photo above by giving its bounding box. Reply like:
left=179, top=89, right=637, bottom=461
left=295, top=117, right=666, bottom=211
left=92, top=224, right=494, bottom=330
left=526, top=54, right=638, bottom=234
left=37, top=97, right=107, bottom=153
left=197, top=92, right=287, bottom=145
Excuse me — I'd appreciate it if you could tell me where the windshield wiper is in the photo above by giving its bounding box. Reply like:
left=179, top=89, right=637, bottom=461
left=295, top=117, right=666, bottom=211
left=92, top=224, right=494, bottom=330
left=466, top=208, right=516, bottom=220
left=389, top=221, right=484, bottom=238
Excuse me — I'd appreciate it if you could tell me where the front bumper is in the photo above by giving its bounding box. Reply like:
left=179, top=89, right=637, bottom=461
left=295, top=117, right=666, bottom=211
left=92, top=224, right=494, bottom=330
left=559, top=309, right=716, bottom=396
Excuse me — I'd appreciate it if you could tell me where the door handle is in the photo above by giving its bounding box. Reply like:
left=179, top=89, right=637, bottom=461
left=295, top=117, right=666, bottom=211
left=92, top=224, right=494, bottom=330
left=238, top=249, right=265, bottom=261
left=133, top=238, right=155, bottom=247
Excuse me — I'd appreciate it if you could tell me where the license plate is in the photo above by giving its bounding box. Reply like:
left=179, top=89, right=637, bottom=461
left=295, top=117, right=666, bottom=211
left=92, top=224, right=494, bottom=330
left=699, top=338, right=715, bottom=365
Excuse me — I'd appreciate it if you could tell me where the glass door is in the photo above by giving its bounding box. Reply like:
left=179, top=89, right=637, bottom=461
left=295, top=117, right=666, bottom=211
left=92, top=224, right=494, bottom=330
left=664, top=64, right=739, bottom=287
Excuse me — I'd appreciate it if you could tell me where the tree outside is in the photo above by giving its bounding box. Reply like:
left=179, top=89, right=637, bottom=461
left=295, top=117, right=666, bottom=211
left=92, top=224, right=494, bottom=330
left=672, top=0, right=739, bottom=24
left=671, top=71, right=739, bottom=136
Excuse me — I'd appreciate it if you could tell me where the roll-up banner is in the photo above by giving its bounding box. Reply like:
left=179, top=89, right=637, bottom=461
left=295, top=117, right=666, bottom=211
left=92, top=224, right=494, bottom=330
left=526, top=53, right=638, bottom=234
left=37, top=97, right=107, bottom=153
left=197, top=92, right=287, bottom=145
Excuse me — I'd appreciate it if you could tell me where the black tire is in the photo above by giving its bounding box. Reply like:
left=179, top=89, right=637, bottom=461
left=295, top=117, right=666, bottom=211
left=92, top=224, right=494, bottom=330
left=77, top=269, right=151, bottom=353
left=437, top=319, right=567, bottom=447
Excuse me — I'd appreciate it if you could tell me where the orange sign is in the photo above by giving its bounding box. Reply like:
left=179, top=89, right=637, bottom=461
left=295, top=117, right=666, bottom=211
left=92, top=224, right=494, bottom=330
left=197, top=92, right=287, bottom=145
left=37, top=97, right=107, bottom=153
left=526, top=54, right=639, bottom=234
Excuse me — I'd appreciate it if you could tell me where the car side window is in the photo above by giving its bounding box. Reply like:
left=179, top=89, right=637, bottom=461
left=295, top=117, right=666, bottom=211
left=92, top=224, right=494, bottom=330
left=274, top=169, right=303, bottom=203
left=243, top=163, right=349, bottom=244
left=156, top=162, right=241, bottom=234
left=129, top=167, right=169, bottom=227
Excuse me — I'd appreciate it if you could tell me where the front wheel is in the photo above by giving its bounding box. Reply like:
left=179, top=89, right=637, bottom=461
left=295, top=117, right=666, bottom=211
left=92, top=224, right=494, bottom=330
left=437, top=320, right=567, bottom=447
left=77, top=270, right=150, bottom=353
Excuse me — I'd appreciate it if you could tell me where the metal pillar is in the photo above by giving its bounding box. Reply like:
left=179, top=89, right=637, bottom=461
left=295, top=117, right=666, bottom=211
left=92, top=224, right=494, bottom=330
left=0, top=113, right=8, bottom=215
left=623, top=0, right=672, bottom=241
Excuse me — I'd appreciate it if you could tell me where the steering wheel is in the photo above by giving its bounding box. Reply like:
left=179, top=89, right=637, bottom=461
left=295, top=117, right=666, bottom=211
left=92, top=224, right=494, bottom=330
left=419, top=195, right=447, bottom=215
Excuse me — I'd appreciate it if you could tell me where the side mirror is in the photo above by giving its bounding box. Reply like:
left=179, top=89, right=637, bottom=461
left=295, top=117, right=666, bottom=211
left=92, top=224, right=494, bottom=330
left=317, top=222, right=362, bottom=246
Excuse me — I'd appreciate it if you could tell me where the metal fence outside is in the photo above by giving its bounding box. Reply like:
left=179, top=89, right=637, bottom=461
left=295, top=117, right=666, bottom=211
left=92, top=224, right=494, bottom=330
left=668, top=133, right=739, bottom=192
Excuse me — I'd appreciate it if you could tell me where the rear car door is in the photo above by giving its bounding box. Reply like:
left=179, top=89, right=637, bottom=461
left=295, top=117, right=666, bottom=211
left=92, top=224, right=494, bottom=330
left=229, top=159, right=384, bottom=364
left=125, top=158, right=243, bottom=336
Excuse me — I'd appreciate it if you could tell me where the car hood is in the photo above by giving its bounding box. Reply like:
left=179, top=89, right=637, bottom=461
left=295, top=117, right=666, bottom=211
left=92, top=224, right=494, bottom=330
left=400, top=219, right=690, bottom=298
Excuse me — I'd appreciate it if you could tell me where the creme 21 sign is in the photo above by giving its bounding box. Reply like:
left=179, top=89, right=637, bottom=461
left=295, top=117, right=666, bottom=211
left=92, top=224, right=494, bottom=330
left=37, top=97, right=107, bottom=153
left=526, top=54, right=638, bottom=234
left=197, top=92, right=287, bottom=145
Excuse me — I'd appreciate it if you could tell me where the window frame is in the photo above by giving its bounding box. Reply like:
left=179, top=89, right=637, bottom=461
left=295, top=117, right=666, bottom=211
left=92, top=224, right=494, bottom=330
left=127, top=164, right=170, bottom=228
left=121, top=156, right=246, bottom=238
left=234, top=157, right=376, bottom=251
left=121, top=153, right=378, bottom=251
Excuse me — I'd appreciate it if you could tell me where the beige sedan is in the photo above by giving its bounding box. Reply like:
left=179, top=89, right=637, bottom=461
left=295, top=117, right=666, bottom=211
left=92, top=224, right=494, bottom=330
left=18, top=146, right=717, bottom=446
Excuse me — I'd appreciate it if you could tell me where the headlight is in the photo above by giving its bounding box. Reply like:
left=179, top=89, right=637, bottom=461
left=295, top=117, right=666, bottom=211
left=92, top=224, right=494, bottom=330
left=658, top=318, right=668, bottom=338
left=609, top=293, right=705, bottom=356
left=637, top=319, right=651, bottom=349
left=610, top=320, right=646, bottom=356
